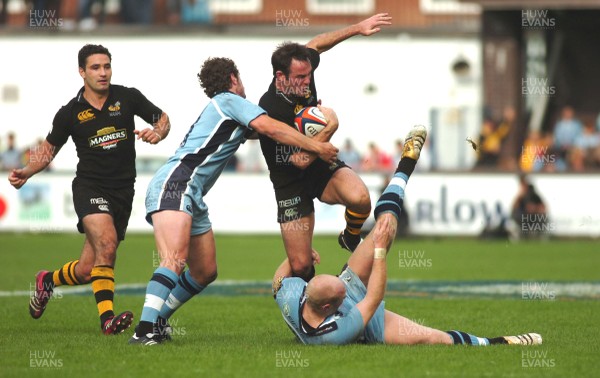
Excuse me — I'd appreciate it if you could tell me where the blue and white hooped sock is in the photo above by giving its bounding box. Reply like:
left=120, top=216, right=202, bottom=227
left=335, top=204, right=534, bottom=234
left=159, top=270, right=205, bottom=320
left=373, top=172, right=408, bottom=220
left=447, top=330, right=491, bottom=346
left=137, top=267, right=178, bottom=336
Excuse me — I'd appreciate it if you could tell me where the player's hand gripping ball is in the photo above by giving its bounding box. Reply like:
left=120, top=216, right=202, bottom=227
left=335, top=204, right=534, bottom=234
left=294, top=107, right=327, bottom=138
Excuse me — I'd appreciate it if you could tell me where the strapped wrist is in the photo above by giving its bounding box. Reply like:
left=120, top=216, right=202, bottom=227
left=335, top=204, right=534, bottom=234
left=374, top=248, right=386, bottom=259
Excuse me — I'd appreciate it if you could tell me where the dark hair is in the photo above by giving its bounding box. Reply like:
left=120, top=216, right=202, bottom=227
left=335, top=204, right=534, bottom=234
left=78, top=44, right=111, bottom=69
left=197, top=57, right=239, bottom=98
left=271, top=42, right=312, bottom=77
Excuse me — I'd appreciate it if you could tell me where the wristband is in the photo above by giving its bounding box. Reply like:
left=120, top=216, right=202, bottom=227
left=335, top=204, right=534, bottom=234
left=374, top=248, right=386, bottom=259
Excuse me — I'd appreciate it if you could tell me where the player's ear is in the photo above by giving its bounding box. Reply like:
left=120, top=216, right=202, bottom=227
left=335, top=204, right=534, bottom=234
left=230, top=73, right=238, bottom=86
left=275, top=70, right=287, bottom=81
left=79, top=66, right=85, bottom=79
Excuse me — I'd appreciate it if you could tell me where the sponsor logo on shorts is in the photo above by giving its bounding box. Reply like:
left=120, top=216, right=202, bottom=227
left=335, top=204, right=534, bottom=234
left=77, top=108, right=95, bottom=123
left=90, top=197, right=108, bottom=205
left=88, top=126, right=127, bottom=150
left=278, top=196, right=301, bottom=208
left=284, top=208, right=298, bottom=218
left=98, top=205, right=109, bottom=212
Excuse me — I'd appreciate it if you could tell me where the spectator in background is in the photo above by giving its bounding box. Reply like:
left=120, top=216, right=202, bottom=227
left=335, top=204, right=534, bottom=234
left=1, top=0, right=8, bottom=24
left=519, top=130, right=554, bottom=172
left=476, top=107, right=513, bottom=168
left=78, top=0, right=106, bottom=30
left=167, top=0, right=211, bottom=25
left=551, top=105, right=583, bottom=171
left=338, top=139, right=362, bottom=171
left=510, top=175, right=548, bottom=240
left=1, top=132, right=23, bottom=171
left=120, top=0, right=154, bottom=24
left=361, top=142, right=393, bottom=173
left=571, top=122, right=600, bottom=171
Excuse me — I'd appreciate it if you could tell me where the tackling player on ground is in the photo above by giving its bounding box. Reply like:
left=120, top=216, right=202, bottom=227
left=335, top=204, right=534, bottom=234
left=273, top=125, right=542, bottom=346
left=128, top=57, right=338, bottom=345
left=258, top=13, right=393, bottom=282
left=9, top=44, right=170, bottom=335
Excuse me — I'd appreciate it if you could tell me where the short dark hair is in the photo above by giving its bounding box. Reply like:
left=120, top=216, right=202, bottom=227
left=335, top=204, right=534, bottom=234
left=78, top=44, right=111, bottom=69
left=197, top=57, right=239, bottom=98
left=271, top=42, right=312, bottom=77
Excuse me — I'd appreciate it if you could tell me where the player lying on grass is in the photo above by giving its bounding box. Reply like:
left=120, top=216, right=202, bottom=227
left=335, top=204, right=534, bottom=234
left=128, top=57, right=338, bottom=345
left=273, top=125, right=542, bottom=346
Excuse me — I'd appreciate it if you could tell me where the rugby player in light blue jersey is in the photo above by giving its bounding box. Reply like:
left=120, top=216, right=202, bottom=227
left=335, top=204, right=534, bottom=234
left=129, top=57, right=338, bottom=345
left=273, top=125, right=542, bottom=346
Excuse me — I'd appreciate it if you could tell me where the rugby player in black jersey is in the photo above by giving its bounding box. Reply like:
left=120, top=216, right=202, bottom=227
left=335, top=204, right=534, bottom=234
left=258, top=13, right=392, bottom=281
left=9, top=44, right=170, bottom=335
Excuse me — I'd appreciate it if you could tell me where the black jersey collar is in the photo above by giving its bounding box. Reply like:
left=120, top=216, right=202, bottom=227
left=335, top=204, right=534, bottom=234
left=299, top=288, right=339, bottom=336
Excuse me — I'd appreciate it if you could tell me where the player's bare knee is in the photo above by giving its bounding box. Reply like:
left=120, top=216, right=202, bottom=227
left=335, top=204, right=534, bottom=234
left=290, top=260, right=313, bottom=281
left=346, top=186, right=371, bottom=213
left=356, top=187, right=371, bottom=210
left=289, top=255, right=312, bottom=275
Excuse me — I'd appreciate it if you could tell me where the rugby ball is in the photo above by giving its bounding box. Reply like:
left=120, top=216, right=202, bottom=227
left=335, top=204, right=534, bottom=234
left=294, top=107, right=327, bottom=138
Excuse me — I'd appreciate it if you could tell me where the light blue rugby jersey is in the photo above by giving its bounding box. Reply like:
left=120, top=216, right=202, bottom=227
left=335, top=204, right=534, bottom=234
left=162, top=91, right=265, bottom=194
left=274, top=277, right=365, bottom=345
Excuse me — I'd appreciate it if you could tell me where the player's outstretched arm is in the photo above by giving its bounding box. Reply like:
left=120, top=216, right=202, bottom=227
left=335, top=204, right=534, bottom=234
left=134, top=112, right=171, bottom=144
left=354, top=214, right=395, bottom=327
left=8, top=139, right=59, bottom=189
left=250, top=115, right=338, bottom=164
left=306, top=13, right=392, bottom=54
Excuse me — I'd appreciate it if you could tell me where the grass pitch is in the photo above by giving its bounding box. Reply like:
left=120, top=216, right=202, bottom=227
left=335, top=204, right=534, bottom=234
left=0, top=233, right=598, bottom=377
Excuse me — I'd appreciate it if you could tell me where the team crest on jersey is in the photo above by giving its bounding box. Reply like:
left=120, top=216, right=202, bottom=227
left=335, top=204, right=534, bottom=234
left=77, top=108, right=95, bottom=123
left=108, top=101, right=121, bottom=116
left=88, top=126, right=127, bottom=150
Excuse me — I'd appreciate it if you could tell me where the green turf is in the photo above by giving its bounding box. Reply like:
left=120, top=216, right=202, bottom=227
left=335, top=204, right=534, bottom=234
left=2, top=234, right=599, bottom=289
left=0, top=233, right=599, bottom=377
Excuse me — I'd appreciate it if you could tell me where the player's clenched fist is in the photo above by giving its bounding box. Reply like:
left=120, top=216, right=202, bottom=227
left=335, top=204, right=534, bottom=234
left=8, top=168, right=30, bottom=189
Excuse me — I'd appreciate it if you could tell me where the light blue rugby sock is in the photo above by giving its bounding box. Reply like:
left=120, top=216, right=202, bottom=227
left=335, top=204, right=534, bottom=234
left=159, top=270, right=205, bottom=320
left=136, top=267, right=179, bottom=336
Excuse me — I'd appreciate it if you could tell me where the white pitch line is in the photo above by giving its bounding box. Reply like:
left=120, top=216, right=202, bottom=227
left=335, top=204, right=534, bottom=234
left=2, top=281, right=600, bottom=298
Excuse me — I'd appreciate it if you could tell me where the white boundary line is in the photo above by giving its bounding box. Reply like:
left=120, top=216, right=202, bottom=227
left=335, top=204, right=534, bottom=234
left=3, top=281, right=599, bottom=299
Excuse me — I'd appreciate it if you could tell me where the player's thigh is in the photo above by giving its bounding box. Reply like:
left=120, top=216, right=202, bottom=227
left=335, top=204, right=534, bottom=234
left=151, top=210, right=192, bottom=266
left=280, top=214, right=315, bottom=267
left=187, top=229, right=217, bottom=286
left=320, top=167, right=369, bottom=208
left=383, top=310, right=452, bottom=345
